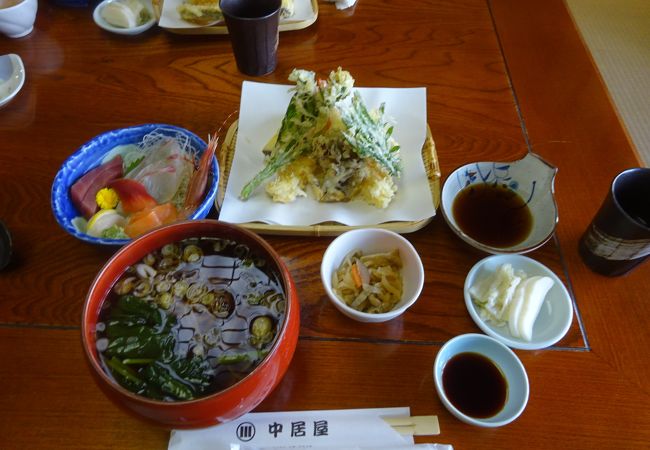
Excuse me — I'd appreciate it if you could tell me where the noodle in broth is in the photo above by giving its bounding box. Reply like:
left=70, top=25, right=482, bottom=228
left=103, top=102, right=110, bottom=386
left=95, top=237, right=286, bottom=401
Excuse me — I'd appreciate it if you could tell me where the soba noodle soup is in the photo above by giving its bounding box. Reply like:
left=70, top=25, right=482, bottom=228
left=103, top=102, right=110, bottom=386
left=95, top=237, right=286, bottom=401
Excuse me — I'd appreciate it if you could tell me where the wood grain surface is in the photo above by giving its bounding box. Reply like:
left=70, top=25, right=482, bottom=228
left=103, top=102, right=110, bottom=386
left=0, top=0, right=648, bottom=448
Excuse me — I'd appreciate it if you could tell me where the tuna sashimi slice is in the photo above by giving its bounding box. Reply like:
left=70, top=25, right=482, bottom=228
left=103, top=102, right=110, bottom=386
left=70, top=156, right=123, bottom=219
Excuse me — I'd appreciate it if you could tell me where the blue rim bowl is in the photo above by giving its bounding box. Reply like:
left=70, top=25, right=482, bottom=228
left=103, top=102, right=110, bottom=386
left=434, top=333, right=529, bottom=427
left=51, top=123, right=219, bottom=246
left=441, top=152, right=558, bottom=254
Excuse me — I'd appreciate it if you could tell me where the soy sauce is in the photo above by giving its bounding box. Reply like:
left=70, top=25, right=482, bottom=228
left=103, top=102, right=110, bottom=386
left=442, top=352, right=507, bottom=418
left=452, top=183, right=533, bottom=248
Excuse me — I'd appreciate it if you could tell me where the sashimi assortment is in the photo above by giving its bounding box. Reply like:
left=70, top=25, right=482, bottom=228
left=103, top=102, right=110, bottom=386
left=69, top=129, right=218, bottom=239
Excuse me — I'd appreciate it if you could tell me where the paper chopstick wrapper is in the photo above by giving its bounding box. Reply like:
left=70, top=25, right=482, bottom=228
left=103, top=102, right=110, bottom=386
left=242, top=446, right=449, bottom=450
left=169, top=407, right=450, bottom=450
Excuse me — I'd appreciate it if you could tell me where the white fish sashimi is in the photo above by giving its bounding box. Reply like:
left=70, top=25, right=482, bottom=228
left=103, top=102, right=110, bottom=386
left=126, top=138, right=195, bottom=204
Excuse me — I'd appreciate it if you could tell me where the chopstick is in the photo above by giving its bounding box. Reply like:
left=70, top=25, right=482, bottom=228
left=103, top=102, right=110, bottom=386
left=383, top=415, right=440, bottom=436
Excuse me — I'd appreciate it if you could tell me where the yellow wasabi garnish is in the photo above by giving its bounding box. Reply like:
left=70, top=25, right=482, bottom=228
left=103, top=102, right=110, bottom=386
left=96, top=187, right=119, bottom=210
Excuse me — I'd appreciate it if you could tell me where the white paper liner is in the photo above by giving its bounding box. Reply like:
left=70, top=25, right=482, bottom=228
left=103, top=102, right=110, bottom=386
left=218, top=81, right=435, bottom=227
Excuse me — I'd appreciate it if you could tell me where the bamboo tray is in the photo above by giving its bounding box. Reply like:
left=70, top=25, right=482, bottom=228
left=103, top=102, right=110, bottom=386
left=215, top=120, right=441, bottom=237
left=153, top=0, right=318, bottom=35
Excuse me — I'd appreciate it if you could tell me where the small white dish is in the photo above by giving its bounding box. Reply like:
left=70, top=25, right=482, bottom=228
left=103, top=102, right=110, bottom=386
left=93, top=0, right=156, bottom=35
left=0, top=0, right=37, bottom=38
left=441, top=152, right=558, bottom=254
left=0, top=54, right=25, bottom=108
left=464, top=254, right=574, bottom=350
left=320, top=228, right=424, bottom=323
left=434, top=333, right=529, bottom=427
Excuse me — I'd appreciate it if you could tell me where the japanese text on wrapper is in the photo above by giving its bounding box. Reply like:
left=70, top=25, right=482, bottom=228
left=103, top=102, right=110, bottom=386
left=236, top=420, right=329, bottom=442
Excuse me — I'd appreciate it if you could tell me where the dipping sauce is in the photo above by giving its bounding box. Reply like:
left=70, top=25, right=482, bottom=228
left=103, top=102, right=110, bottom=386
left=452, top=183, right=533, bottom=248
left=442, top=352, right=507, bottom=418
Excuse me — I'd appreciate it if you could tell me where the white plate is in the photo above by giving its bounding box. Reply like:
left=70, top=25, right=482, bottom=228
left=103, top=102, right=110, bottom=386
left=159, top=0, right=315, bottom=31
left=93, top=0, right=156, bottom=35
left=464, top=254, right=574, bottom=350
left=0, top=54, right=25, bottom=108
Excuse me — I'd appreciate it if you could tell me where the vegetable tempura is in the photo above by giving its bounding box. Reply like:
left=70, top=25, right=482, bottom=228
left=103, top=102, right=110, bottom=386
left=240, top=68, right=402, bottom=209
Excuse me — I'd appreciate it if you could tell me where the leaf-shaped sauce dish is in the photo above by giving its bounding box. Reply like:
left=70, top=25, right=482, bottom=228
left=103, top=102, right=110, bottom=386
left=441, top=152, right=558, bottom=254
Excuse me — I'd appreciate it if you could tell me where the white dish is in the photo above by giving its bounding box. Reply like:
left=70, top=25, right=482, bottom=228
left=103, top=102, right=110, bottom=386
left=464, top=254, right=574, bottom=350
left=320, top=228, right=424, bottom=323
left=218, top=80, right=435, bottom=227
left=0, top=0, right=37, bottom=38
left=0, top=54, right=25, bottom=108
left=434, top=333, right=529, bottom=427
left=93, top=0, right=156, bottom=35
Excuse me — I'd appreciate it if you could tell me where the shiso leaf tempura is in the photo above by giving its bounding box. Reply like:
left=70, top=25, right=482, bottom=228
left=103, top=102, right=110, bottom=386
left=239, top=68, right=402, bottom=208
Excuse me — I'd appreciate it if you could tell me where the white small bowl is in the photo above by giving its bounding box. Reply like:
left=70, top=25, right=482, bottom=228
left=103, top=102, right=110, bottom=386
left=0, top=0, right=37, bottom=38
left=441, top=152, right=558, bottom=254
left=320, top=228, right=424, bottom=323
left=434, top=333, right=529, bottom=427
left=464, top=254, right=574, bottom=350
left=0, top=54, right=25, bottom=108
left=93, top=0, right=156, bottom=36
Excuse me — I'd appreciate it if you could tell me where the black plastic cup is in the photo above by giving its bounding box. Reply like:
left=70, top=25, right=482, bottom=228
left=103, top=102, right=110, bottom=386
left=220, top=0, right=282, bottom=77
left=579, top=167, right=650, bottom=276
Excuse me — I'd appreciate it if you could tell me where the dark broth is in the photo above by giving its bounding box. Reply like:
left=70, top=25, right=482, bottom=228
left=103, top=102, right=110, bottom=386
left=96, top=237, right=286, bottom=402
left=452, top=183, right=533, bottom=248
left=442, top=352, right=507, bottom=418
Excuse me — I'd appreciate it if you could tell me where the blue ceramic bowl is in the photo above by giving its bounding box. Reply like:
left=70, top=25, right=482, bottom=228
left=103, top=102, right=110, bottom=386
left=51, top=124, right=219, bottom=246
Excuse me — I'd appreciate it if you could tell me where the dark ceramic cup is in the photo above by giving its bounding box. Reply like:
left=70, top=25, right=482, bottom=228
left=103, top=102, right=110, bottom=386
left=221, top=0, right=282, bottom=76
left=579, top=167, right=650, bottom=276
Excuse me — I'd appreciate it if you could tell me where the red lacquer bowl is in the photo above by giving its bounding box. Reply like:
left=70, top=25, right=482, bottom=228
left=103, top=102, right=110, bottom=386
left=81, top=220, right=300, bottom=428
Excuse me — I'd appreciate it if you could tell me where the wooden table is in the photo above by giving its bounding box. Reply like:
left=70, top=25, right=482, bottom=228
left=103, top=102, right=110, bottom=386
left=1, top=0, right=648, bottom=448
